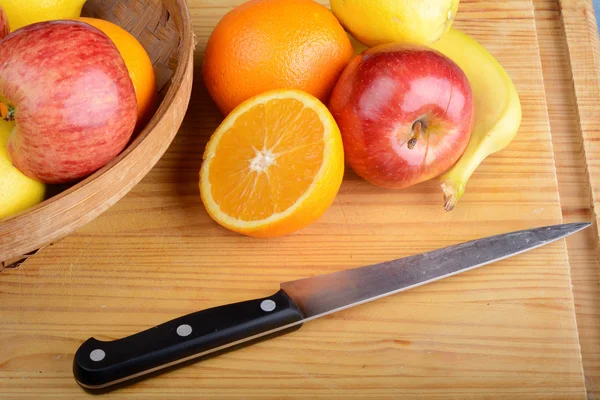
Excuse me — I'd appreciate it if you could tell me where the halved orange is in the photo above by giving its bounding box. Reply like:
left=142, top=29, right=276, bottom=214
left=200, top=89, right=345, bottom=237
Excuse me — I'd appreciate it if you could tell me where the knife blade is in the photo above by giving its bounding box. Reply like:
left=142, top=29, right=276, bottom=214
left=73, top=222, right=590, bottom=390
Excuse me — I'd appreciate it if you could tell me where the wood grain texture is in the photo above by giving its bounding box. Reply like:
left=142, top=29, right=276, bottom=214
left=537, top=0, right=600, bottom=398
left=560, top=0, right=600, bottom=241
left=0, top=0, right=195, bottom=266
left=0, top=0, right=590, bottom=398
left=533, top=2, right=598, bottom=398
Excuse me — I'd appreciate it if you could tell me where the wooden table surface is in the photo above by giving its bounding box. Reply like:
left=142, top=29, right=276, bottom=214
left=535, top=0, right=600, bottom=398
left=2, top=0, right=600, bottom=399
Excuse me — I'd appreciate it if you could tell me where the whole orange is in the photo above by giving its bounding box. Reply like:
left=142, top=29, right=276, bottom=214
left=77, top=17, right=158, bottom=131
left=202, top=0, right=354, bottom=115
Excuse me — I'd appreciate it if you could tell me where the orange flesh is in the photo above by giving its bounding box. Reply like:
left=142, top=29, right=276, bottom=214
left=208, top=98, right=325, bottom=221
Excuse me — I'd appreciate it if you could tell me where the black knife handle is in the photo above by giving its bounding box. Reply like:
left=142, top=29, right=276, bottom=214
left=73, top=289, right=304, bottom=389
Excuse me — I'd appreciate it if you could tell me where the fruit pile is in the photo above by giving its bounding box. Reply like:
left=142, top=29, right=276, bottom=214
left=1, top=0, right=522, bottom=240
left=199, top=0, right=522, bottom=237
left=0, top=0, right=157, bottom=219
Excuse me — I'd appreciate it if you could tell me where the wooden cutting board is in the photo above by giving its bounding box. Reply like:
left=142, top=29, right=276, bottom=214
left=0, top=0, right=596, bottom=398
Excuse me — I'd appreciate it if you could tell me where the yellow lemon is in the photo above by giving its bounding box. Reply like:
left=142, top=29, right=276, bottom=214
left=330, top=0, right=460, bottom=47
left=0, top=118, right=45, bottom=220
left=2, top=0, right=86, bottom=32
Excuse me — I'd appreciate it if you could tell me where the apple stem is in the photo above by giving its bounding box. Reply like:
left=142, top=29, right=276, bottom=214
left=5, top=107, right=14, bottom=122
left=0, top=103, right=14, bottom=122
left=407, top=119, right=424, bottom=149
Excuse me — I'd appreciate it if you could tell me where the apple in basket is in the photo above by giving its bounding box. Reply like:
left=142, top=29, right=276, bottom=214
left=0, top=20, right=137, bottom=184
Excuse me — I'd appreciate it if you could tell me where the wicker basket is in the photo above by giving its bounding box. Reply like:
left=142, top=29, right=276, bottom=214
left=0, top=0, right=194, bottom=267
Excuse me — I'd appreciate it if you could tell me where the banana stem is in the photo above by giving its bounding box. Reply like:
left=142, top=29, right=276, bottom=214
left=439, top=149, right=488, bottom=211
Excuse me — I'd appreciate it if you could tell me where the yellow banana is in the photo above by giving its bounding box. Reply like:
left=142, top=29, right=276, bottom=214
left=430, top=28, right=522, bottom=211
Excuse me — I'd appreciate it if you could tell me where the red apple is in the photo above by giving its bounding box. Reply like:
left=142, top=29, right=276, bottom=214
left=0, top=6, right=8, bottom=39
left=0, top=20, right=137, bottom=184
left=329, top=44, right=474, bottom=189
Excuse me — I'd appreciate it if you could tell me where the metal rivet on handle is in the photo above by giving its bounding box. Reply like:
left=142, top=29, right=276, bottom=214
left=176, top=324, right=193, bottom=337
left=90, top=349, right=105, bottom=362
left=260, top=299, right=276, bottom=312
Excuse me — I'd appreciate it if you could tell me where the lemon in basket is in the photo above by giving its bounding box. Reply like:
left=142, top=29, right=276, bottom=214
left=0, top=118, right=45, bottom=219
left=2, top=0, right=86, bottom=32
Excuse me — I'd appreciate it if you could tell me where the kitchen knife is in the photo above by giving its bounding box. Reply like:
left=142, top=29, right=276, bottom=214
left=73, top=222, right=590, bottom=390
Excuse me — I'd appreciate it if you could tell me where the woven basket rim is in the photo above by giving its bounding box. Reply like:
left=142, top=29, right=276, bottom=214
left=0, top=0, right=194, bottom=265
